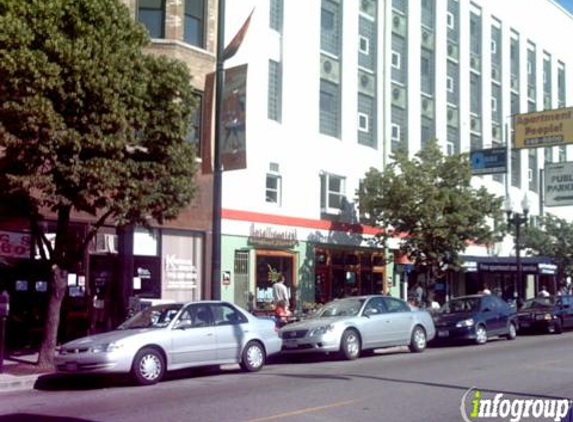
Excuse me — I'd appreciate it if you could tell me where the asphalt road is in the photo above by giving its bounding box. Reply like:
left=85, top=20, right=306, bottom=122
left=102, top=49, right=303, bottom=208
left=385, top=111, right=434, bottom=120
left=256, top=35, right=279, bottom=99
left=0, top=331, right=572, bottom=422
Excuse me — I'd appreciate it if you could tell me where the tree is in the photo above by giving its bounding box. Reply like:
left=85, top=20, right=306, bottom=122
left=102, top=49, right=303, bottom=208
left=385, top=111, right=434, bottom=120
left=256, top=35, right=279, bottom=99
left=522, top=214, right=573, bottom=286
left=0, top=0, right=198, bottom=368
left=356, top=140, right=504, bottom=288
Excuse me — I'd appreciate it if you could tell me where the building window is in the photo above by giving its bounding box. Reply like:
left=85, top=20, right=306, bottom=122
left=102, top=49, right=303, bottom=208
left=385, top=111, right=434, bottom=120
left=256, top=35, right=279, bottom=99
left=138, top=0, right=165, bottom=39
left=269, top=0, right=283, bottom=32
left=266, top=173, right=282, bottom=205
left=321, top=0, right=341, bottom=56
left=320, top=173, right=346, bottom=213
left=446, top=12, right=454, bottom=29
left=358, top=112, right=369, bottom=133
left=491, top=97, right=497, bottom=112
left=184, top=0, right=205, bottom=47
left=391, top=123, right=400, bottom=142
left=185, top=93, right=203, bottom=156
left=268, top=60, right=282, bottom=122
left=320, top=80, right=340, bottom=138
left=491, top=40, right=497, bottom=54
left=447, top=76, right=454, bottom=92
left=391, top=51, right=401, bottom=69
left=359, top=36, right=370, bottom=55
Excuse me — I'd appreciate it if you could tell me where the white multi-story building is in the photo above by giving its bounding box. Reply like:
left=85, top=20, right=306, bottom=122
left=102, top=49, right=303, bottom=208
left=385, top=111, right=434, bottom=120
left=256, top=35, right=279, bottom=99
left=218, top=0, right=573, bottom=310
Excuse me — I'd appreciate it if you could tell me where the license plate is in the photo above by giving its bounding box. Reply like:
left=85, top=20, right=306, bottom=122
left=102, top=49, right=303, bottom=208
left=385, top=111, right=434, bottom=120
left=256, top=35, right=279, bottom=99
left=65, top=362, right=78, bottom=371
left=283, top=340, right=298, bottom=349
left=438, top=330, right=449, bottom=338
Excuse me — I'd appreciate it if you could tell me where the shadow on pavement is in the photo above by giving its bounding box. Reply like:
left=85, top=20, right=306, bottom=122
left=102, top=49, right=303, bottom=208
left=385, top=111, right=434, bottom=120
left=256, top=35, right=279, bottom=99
left=0, top=415, right=97, bottom=422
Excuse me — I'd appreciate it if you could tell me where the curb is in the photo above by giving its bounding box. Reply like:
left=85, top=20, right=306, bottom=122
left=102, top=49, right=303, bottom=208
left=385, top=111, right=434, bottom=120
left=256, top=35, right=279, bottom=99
left=0, top=374, right=40, bottom=392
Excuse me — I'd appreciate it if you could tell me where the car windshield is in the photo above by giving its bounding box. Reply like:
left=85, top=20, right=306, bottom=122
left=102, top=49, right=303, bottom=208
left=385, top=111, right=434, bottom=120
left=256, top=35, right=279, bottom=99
left=314, top=298, right=365, bottom=318
left=521, top=297, right=555, bottom=309
left=441, top=298, right=480, bottom=314
left=119, top=304, right=184, bottom=329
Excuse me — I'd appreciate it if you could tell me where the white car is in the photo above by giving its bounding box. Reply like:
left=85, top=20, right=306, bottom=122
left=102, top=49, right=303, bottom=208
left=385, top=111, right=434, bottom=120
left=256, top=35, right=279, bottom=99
left=279, top=295, right=436, bottom=360
left=55, top=301, right=281, bottom=385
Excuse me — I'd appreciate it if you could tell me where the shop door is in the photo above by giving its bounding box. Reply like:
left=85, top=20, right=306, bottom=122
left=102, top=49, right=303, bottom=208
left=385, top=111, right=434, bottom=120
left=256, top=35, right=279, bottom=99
left=233, top=251, right=250, bottom=310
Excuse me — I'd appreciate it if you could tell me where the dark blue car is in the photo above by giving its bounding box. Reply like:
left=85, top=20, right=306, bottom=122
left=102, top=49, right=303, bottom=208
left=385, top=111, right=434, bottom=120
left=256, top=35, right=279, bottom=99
left=517, top=295, right=573, bottom=334
left=433, top=294, right=518, bottom=345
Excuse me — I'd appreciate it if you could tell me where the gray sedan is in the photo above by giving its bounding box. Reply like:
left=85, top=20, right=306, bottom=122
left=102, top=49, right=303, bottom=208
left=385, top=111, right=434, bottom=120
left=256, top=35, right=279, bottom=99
left=55, top=301, right=281, bottom=385
left=279, top=295, right=435, bottom=360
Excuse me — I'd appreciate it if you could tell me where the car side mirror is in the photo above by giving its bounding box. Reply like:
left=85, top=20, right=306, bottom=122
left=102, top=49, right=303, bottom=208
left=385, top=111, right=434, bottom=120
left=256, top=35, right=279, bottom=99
left=363, top=309, right=376, bottom=317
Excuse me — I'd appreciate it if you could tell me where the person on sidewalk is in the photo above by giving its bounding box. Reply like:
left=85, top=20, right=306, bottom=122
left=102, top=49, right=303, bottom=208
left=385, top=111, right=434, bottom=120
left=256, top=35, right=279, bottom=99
left=538, top=286, right=550, bottom=297
left=272, top=274, right=289, bottom=309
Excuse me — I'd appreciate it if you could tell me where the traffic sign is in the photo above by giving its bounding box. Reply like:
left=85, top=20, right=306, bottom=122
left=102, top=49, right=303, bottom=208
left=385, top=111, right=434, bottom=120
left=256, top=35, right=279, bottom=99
left=545, top=161, right=573, bottom=207
left=470, top=147, right=507, bottom=175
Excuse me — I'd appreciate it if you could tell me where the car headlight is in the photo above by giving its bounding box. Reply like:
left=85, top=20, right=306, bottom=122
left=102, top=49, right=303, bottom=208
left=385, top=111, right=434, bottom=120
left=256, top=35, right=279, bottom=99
left=90, top=343, right=124, bottom=353
left=456, top=318, right=475, bottom=328
left=535, top=313, right=553, bottom=321
left=309, top=324, right=335, bottom=337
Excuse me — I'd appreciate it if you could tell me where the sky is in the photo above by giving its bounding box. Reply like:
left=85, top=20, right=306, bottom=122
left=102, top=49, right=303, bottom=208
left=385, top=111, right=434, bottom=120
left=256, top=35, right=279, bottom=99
left=555, top=0, right=573, bottom=14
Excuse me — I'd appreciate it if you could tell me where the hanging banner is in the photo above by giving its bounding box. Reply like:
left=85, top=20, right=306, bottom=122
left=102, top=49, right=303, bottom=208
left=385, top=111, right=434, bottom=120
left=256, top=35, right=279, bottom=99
left=514, top=107, right=573, bottom=149
left=222, top=9, right=254, bottom=61
left=221, top=64, right=248, bottom=171
left=201, top=71, right=215, bottom=174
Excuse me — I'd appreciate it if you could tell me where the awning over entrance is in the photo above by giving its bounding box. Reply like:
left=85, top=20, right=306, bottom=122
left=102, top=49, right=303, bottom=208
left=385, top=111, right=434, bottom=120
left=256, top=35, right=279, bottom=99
left=462, top=255, right=557, bottom=275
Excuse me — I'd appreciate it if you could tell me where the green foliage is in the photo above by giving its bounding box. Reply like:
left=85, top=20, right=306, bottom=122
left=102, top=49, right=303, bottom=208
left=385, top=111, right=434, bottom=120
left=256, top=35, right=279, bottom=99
left=522, top=215, right=573, bottom=282
left=0, top=0, right=199, bottom=365
left=0, top=0, right=198, bottom=255
left=357, top=139, right=504, bottom=276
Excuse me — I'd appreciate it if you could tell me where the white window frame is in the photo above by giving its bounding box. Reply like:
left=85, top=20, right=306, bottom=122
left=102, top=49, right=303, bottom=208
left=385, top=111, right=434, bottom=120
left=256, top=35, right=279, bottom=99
left=265, top=173, right=282, bottom=205
left=447, top=141, right=455, bottom=156
left=321, top=173, right=346, bottom=214
left=359, top=35, right=370, bottom=55
left=358, top=112, right=370, bottom=133
left=446, top=12, right=455, bottom=30
left=391, top=51, right=401, bottom=69
left=447, top=76, right=454, bottom=93
left=391, top=123, right=401, bottom=142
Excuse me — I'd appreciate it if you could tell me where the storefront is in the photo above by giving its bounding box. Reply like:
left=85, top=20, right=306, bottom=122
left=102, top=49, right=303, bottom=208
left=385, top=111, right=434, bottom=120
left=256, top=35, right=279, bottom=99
left=462, top=255, right=558, bottom=300
left=0, top=224, right=207, bottom=349
left=220, top=221, right=392, bottom=312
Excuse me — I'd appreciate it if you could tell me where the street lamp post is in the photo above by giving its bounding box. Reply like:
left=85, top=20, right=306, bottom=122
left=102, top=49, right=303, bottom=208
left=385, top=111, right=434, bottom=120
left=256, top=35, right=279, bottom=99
left=504, top=194, right=531, bottom=304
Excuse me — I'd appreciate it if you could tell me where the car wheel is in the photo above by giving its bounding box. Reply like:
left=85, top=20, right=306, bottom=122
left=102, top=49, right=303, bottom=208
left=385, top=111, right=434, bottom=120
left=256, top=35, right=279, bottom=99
left=505, top=322, right=517, bottom=340
left=408, top=325, right=427, bottom=353
left=554, top=318, right=563, bottom=334
left=240, top=341, right=265, bottom=372
left=339, top=329, right=361, bottom=360
left=131, top=347, right=165, bottom=386
left=475, top=325, right=487, bottom=345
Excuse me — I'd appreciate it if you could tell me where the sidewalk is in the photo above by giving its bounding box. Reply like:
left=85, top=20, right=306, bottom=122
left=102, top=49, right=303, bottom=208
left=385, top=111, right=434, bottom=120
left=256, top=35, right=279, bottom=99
left=0, top=352, right=50, bottom=393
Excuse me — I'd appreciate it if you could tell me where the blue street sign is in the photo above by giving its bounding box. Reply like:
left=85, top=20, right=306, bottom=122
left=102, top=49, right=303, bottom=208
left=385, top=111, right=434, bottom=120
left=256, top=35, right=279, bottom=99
left=470, top=147, right=507, bottom=175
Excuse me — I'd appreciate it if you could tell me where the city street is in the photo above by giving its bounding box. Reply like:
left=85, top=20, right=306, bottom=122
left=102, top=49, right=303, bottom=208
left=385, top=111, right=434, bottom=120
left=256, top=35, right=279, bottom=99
left=0, top=332, right=572, bottom=422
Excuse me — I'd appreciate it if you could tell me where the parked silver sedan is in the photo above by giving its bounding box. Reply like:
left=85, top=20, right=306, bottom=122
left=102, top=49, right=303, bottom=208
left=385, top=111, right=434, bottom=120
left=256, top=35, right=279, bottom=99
left=279, top=295, right=435, bottom=360
left=55, top=301, right=281, bottom=385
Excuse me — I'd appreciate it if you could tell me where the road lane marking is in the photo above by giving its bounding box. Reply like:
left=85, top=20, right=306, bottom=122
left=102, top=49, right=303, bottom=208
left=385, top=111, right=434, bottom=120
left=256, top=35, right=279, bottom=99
left=240, top=399, right=362, bottom=422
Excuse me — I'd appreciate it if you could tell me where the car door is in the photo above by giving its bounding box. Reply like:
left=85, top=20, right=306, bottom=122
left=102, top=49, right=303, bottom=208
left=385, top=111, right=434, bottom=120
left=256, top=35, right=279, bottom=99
left=561, top=296, right=573, bottom=327
left=211, top=303, right=248, bottom=361
left=481, top=296, right=504, bottom=334
left=359, top=297, right=391, bottom=348
left=170, top=304, right=217, bottom=366
left=381, top=297, right=415, bottom=345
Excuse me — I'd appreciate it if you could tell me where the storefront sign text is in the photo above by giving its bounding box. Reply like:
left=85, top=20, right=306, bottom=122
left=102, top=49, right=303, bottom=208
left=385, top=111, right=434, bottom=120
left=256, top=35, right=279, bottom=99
left=0, top=231, right=31, bottom=258
left=164, top=254, right=198, bottom=289
left=247, top=224, right=298, bottom=248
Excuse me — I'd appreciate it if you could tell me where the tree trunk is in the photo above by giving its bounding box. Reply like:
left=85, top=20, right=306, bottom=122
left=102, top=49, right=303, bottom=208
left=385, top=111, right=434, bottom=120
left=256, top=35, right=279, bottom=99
left=37, top=264, right=68, bottom=370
